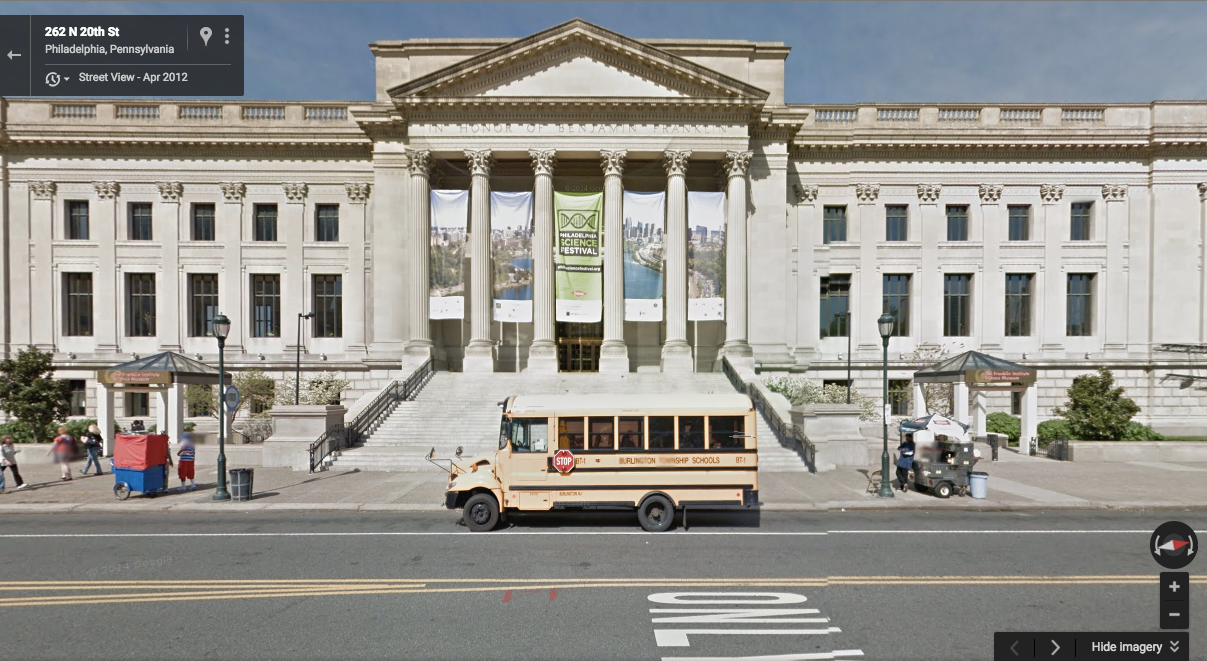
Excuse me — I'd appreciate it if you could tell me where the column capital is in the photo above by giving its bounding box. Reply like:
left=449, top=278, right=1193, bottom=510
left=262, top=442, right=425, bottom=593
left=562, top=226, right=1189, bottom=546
left=529, top=148, right=557, bottom=176
left=282, top=182, right=308, bottom=204
left=406, top=149, right=433, bottom=178
left=1040, top=184, right=1065, bottom=204
left=917, top=184, right=942, bottom=203
left=978, top=184, right=1003, bottom=204
left=855, top=183, right=880, bottom=203
left=345, top=182, right=371, bottom=204
left=722, top=150, right=754, bottom=179
left=793, top=183, right=818, bottom=204
left=92, top=181, right=119, bottom=199
left=219, top=182, right=246, bottom=203
left=1101, top=184, right=1128, bottom=202
left=464, top=149, right=494, bottom=177
left=30, top=181, right=56, bottom=200
left=156, top=181, right=183, bottom=203
left=662, top=149, right=692, bottom=177
left=600, top=149, right=627, bottom=177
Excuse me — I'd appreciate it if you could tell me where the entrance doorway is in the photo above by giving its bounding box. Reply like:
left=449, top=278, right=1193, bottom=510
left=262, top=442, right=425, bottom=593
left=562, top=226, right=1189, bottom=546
left=557, top=322, right=602, bottom=372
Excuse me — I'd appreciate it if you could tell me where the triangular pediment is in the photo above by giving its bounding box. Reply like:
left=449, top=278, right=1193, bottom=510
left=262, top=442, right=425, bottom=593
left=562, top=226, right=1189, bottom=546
left=389, top=19, right=769, bottom=104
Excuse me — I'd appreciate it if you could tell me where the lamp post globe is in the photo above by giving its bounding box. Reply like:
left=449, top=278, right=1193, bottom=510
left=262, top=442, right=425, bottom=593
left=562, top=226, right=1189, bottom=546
left=877, top=312, right=896, bottom=498
left=296, top=312, right=315, bottom=405
left=212, top=313, right=231, bottom=501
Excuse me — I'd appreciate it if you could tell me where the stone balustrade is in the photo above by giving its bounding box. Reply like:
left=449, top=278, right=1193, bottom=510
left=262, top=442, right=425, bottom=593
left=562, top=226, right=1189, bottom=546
left=4, top=99, right=359, bottom=129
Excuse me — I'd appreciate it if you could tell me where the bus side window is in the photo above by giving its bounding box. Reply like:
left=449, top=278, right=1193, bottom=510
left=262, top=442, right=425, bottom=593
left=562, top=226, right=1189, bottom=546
left=530, top=420, right=549, bottom=453
left=709, top=416, right=745, bottom=449
left=679, top=416, right=705, bottom=450
left=649, top=416, right=674, bottom=451
left=588, top=416, right=615, bottom=451
left=510, top=419, right=529, bottom=452
left=558, top=417, right=584, bottom=450
left=618, top=416, right=643, bottom=450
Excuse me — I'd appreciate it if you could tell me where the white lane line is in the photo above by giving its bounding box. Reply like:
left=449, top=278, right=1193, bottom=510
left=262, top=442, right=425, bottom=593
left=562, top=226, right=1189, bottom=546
left=0, top=531, right=831, bottom=538
left=828, top=530, right=1150, bottom=534
left=664, top=652, right=864, bottom=661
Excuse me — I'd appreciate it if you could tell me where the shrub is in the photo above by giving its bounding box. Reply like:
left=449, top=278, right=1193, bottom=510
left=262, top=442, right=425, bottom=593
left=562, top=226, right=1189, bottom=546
left=1053, top=368, right=1141, bottom=441
left=763, top=376, right=880, bottom=422
left=0, top=348, right=72, bottom=443
left=274, top=371, right=350, bottom=407
left=0, top=420, right=37, bottom=443
left=1119, top=421, right=1165, bottom=441
left=986, top=412, right=1020, bottom=445
left=1037, top=419, right=1072, bottom=446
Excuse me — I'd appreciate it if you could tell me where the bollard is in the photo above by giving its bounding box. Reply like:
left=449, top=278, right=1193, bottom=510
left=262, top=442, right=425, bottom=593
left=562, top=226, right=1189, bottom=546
left=990, top=435, right=999, bottom=461
left=1028, top=436, right=1038, bottom=456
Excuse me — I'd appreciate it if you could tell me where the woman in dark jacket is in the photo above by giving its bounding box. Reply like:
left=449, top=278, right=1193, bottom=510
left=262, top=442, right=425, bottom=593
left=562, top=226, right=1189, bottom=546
left=895, top=436, right=916, bottom=492
left=81, top=424, right=105, bottom=476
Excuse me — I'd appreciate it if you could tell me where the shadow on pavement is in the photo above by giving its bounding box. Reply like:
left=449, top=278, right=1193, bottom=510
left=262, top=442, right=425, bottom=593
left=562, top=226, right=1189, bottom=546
left=496, top=508, right=762, bottom=531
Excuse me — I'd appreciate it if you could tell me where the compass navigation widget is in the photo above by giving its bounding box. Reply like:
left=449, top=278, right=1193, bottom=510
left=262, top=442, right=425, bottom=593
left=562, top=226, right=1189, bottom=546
left=1151, top=521, right=1198, bottom=570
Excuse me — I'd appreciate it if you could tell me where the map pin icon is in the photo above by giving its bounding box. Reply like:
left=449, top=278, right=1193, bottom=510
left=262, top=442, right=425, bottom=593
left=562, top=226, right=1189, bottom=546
left=200, top=27, right=212, bottom=46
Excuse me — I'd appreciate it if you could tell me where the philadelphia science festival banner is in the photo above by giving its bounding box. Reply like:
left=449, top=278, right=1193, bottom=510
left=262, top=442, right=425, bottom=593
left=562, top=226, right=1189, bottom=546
left=687, top=191, right=727, bottom=321
left=490, top=191, right=535, bottom=323
left=553, top=191, right=604, bottom=322
left=429, top=189, right=470, bottom=320
left=622, top=191, right=666, bottom=322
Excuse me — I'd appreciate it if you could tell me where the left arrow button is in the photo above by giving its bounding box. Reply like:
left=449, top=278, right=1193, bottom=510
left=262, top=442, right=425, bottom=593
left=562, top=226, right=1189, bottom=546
left=6, top=51, right=20, bottom=60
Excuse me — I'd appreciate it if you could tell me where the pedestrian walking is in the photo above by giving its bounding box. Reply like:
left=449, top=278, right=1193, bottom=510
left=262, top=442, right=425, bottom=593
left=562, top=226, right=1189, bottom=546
left=50, top=426, right=75, bottom=481
left=80, top=424, right=105, bottom=476
left=176, top=433, right=196, bottom=492
left=130, top=419, right=146, bottom=433
left=895, top=435, right=916, bottom=493
left=0, top=436, right=29, bottom=491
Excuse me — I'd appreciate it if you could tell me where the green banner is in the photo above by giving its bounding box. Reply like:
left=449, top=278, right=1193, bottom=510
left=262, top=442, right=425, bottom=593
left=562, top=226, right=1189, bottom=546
left=554, top=191, right=604, bottom=322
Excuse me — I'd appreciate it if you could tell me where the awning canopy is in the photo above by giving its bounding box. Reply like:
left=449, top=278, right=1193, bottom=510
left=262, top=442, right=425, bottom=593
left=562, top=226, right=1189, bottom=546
left=96, top=351, right=226, bottom=387
left=912, top=350, right=1036, bottom=385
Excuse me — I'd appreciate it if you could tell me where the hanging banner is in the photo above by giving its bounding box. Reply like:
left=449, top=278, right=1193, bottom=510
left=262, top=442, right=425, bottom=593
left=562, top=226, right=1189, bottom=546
left=491, top=191, right=535, bottom=323
left=553, top=191, right=604, bottom=323
left=622, top=191, right=666, bottom=322
left=687, top=191, right=727, bottom=321
left=429, top=189, right=469, bottom=320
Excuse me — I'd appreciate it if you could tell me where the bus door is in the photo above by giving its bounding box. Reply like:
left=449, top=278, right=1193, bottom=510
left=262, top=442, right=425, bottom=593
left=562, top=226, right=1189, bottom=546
left=505, top=418, right=551, bottom=510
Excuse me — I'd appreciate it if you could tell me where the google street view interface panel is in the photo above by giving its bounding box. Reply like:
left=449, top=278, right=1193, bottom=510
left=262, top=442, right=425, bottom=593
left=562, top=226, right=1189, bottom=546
left=1, top=2, right=1205, bottom=660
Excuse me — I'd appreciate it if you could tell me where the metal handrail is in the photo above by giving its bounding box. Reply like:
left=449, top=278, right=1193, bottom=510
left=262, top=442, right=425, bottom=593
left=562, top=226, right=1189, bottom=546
left=721, top=356, right=816, bottom=473
left=308, top=359, right=435, bottom=472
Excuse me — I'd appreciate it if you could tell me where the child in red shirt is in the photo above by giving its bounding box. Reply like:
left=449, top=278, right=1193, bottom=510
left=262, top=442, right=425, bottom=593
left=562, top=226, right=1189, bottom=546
left=50, top=426, right=75, bottom=481
left=177, top=433, right=196, bottom=492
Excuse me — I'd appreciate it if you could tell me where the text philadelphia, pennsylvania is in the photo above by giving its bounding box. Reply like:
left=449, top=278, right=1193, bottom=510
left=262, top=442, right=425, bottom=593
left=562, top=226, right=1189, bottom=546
left=46, top=44, right=175, bottom=56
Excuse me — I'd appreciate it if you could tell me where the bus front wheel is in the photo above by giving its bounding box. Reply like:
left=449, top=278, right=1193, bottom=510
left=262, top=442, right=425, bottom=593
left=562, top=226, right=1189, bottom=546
left=463, top=493, right=499, bottom=532
left=637, top=494, right=674, bottom=532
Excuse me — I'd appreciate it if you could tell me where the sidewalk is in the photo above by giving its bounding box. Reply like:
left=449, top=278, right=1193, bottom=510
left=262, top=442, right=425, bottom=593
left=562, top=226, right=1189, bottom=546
left=2, top=451, right=1205, bottom=513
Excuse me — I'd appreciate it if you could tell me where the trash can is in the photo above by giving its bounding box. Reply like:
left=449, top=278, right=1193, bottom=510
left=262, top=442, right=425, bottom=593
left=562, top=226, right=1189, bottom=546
left=968, top=471, right=989, bottom=499
left=229, top=468, right=254, bottom=502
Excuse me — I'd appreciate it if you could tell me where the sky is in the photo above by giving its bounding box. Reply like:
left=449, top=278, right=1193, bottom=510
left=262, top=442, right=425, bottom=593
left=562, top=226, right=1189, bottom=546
left=3, top=1, right=1204, bottom=104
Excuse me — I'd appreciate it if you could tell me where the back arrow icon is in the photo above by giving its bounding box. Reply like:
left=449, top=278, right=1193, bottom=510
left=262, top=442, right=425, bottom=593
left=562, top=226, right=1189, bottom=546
left=1010, top=640, right=1020, bottom=657
left=7, top=51, right=20, bottom=60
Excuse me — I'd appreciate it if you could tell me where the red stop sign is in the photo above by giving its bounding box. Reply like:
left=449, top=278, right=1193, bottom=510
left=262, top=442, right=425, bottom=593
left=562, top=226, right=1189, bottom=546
left=552, top=449, right=576, bottom=474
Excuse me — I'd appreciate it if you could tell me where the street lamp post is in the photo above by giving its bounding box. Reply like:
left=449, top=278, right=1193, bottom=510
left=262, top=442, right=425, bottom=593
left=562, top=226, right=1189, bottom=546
left=295, top=312, right=315, bottom=405
left=845, top=311, right=852, bottom=405
left=877, top=312, right=896, bottom=498
left=211, top=313, right=232, bottom=502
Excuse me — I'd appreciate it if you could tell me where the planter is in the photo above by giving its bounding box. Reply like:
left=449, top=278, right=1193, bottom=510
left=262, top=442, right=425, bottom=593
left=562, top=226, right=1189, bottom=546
left=1067, top=441, right=1207, bottom=462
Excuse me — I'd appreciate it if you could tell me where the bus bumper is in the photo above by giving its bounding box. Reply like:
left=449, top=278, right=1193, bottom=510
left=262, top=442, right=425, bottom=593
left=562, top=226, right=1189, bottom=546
left=743, top=488, right=759, bottom=508
left=444, top=491, right=459, bottom=510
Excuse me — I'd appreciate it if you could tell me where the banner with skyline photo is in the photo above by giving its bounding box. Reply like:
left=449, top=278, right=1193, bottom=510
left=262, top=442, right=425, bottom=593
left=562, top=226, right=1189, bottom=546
left=622, top=191, right=666, bottom=322
left=490, top=191, right=535, bottom=323
left=687, top=191, right=726, bottom=321
left=429, top=189, right=469, bottom=320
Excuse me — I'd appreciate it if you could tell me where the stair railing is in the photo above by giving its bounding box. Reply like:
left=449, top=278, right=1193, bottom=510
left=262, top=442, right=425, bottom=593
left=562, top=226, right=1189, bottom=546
left=721, top=356, right=816, bottom=473
left=308, top=359, right=435, bottom=472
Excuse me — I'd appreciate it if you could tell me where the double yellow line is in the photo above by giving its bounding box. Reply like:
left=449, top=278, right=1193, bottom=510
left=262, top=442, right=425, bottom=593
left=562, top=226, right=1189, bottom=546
left=0, top=575, right=1197, bottom=609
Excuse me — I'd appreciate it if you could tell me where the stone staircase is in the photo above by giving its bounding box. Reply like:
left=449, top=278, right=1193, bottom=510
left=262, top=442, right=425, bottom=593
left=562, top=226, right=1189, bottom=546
left=327, top=371, right=811, bottom=472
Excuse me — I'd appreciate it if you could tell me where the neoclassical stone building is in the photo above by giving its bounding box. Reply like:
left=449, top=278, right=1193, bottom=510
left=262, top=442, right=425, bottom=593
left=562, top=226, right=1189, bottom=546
left=2, top=19, right=1206, bottom=432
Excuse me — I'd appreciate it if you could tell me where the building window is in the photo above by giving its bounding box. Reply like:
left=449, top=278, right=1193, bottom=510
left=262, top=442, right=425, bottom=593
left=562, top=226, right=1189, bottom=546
left=128, top=202, right=153, bottom=241
left=889, top=380, right=911, bottom=416
left=192, top=203, right=215, bottom=241
left=1067, top=273, right=1095, bottom=336
left=1008, top=205, right=1030, bottom=241
left=1070, top=202, right=1092, bottom=241
left=943, top=273, right=972, bottom=336
left=254, top=204, right=278, bottom=241
left=1011, top=388, right=1023, bottom=416
left=67, top=201, right=89, bottom=240
left=313, top=274, right=343, bottom=338
left=819, top=275, right=850, bottom=338
left=68, top=380, right=87, bottom=416
left=126, top=392, right=149, bottom=418
left=885, top=205, right=908, bottom=241
left=251, top=274, right=281, bottom=338
left=315, top=204, right=340, bottom=242
left=1004, top=274, right=1034, bottom=337
left=822, top=206, right=847, bottom=244
left=188, top=385, right=213, bottom=417
left=882, top=274, right=911, bottom=336
left=946, top=205, right=969, bottom=241
left=125, top=273, right=156, bottom=337
left=189, top=274, right=220, bottom=337
left=62, top=273, right=93, bottom=337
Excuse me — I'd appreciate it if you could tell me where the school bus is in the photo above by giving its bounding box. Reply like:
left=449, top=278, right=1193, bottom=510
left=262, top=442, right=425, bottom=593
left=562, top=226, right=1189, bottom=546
left=443, top=393, right=759, bottom=532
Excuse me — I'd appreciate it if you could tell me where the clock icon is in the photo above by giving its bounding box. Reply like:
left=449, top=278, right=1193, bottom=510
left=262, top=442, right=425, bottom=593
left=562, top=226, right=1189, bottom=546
left=45, top=72, right=62, bottom=87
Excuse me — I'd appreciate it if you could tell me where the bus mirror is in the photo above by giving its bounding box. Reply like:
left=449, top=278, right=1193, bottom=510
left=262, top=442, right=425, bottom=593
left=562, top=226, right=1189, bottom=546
left=427, top=447, right=435, bottom=460
left=455, top=446, right=463, bottom=458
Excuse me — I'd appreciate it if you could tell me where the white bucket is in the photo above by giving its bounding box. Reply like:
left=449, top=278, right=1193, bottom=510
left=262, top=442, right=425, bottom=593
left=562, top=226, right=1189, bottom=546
left=969, top=471, right=989, bottom=499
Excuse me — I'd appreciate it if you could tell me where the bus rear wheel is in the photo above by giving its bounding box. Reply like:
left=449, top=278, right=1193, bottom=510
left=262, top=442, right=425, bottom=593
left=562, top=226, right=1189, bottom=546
left=637, top=494, right=674, bottom=532
left=463, top=493, right=499, bottom=532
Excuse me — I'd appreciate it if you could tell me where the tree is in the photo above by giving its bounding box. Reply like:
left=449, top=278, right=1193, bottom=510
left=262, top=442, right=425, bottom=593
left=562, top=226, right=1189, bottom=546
left=0, top=348, right=72, bottom=443
left=1053, top=368, right=1141, bottom=440
left=274, top=371, right=350, bottom=406
left=763, top=376, right=880, bottom=421
left=182, top=371, right=275, bottom=423
left=901, top=343, right=965, bottom=416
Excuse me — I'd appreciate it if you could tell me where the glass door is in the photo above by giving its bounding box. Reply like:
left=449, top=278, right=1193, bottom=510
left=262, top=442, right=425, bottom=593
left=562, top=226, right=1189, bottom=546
left=556, top=322, right=603, bottom=372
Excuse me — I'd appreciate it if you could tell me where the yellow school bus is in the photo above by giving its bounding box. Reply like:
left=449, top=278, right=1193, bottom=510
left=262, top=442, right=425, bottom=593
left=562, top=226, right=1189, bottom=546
left=444, top=393, right=759, bottom=532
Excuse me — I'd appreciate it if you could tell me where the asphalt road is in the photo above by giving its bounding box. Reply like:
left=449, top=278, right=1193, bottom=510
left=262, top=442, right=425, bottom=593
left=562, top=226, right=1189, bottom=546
left=0, top=509, right=1203, bottom=661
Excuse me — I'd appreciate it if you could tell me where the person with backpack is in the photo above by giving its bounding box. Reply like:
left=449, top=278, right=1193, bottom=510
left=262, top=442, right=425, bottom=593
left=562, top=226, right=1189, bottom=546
left=0, top=436, right=27, bottom=491
left=50, top=426, right=75, bottom=481
left=80, top=424, right=105, bottom=476
left=895, top=435, right=916, bottom=493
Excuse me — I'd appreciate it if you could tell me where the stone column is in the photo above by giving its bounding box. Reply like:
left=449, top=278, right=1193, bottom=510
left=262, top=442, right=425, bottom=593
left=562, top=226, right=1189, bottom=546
left=28, top=182, right=56, bottom=352
left=282, top=183, right=308, bottom=353
left=156, top=182, right=183, bottom=352
left=219, top=183, right=246, bottom=354
left=1040, top=184, right=1067, bottom=353
left=344, top=183, right=371, bottom=355
left=96, top=383, right=114, bottom=456
left=972, top=390, right=988, bottom=435
left=1201, top=183, right=1207, bottom=343
left=722, top=150, right=754, bottom=366
left=953, top=381, right=970, bottom=425
left=661, top=150, right=692, bottom=372
left=599, top=149, right=628, bottom=373
left=528, top=149, right=558, bottom=373
left=916, top=184, right=942, bottom=345
left=793, top=184, right=819, bottom=363
left=404, top=150, right=435, bottom=360
left=912, top=382, right=927, bottom=417
left=979, top=185, right=1005, bottom=351
left=1020, top=385, right=1039, bottom=454
left=1102, top=185, right=1128, bottom=351
left=370, top=149, right=410, bottom=357
left=464, top=149, right=496, bottom=373
left=856, top=183, right=884, bottom=352
left=92, top=182, right=120, bottom=353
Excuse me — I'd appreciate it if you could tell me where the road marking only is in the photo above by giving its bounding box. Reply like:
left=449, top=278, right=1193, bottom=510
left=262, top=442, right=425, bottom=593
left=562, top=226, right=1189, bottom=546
left=0, top=529, right=1152, bottom=538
